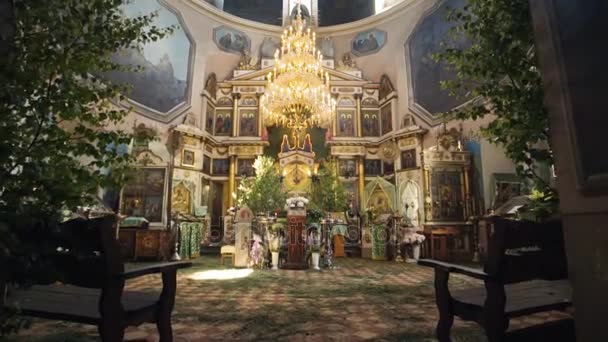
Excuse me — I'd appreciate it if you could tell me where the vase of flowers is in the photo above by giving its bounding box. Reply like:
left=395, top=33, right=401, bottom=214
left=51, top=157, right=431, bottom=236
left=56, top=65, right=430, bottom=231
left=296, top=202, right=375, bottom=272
left=267, top=221, right=284, bottom=270
left=403, top=232, right=425, bottom=261
left=271, top=250, right=279, bottom=270
left=365, top=205, right=378, bottom=224
left=286, top=196, right=309, bottom=208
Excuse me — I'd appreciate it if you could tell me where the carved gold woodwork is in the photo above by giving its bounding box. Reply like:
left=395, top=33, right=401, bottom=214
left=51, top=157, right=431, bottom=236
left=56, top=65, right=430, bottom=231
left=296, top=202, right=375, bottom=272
left=183, top=136, right=199, bottom=147
left=399, top=137, right=418, bottom=148
left=172, top=182, right=192, bottom=214
left=228, top=145, right=262, bottom=156
left=330, top=146, right=366, bottom=156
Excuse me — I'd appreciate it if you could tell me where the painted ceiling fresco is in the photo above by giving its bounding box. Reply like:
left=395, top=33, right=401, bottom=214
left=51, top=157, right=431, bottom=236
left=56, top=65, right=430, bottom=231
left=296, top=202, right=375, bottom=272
left=407, top=0, right=470, bottom=119
left=102, top=0, right=192, bottom=115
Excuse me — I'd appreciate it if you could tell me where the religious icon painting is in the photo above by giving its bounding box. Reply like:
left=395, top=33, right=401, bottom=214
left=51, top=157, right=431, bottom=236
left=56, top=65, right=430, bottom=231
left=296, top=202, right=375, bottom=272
left=400, top=149, right=417, bottom=170
left=239, top=110, right=257, bottom=136
left=338, top=159, right=357, bottom=177
left=181, top=149, right=195, bottom=167
left=364, top=159, right=382, bottom=176
left=351, top=29, right=387, bottom=57
left=362, top=110, right=380, bottom=136
left=237, top=159, right=255, bottom=177
left=213, top=25, right=251, bottom=55
left=212, top=159, right=229, bottom=175
left=380, top=104, right=393, bottom=135
left=202, top=155, right=211, bottom=175
left=383, top=161, right=395, bottom=175
left=337, top=111, right=355, bottom=136
left=121, top=168, right=166, bottom=223
left=494, top=181, right=522, bottom=209
left=205, top=105, right=214, bottom=134
left=214, top=110, right=232, bottom=136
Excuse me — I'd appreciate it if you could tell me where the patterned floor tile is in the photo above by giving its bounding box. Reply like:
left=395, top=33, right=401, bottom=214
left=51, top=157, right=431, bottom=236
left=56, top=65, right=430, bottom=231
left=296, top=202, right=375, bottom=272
left=5, top=256, right=571, bottom=341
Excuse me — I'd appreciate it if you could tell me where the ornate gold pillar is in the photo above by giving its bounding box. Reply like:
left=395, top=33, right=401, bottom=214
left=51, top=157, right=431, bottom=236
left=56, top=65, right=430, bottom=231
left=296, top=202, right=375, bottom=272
left=355, top=94, right=362, bottom=137
left=423, top=151, right=432, bottom=221
left=257, top=92, right=263, bottom=137
left=358, top=156, right=365, bottom=208
left=232, top=93, right=240, bottom=137
left=332, top=94, right=338, bottom=137
left=228, top=155, right=236, bottom=208
left=463, top=165, right=471, bottom=218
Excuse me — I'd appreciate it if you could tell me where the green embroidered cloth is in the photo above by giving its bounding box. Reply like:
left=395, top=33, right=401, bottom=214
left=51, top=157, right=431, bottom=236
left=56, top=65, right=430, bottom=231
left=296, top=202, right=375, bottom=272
left=120, top=216, right=148, bottom=228
left=372, top=225, right=387, bottom=260
left=332, top=224, right=348, bottom=236
left=179, top=222, right=203, bottom=259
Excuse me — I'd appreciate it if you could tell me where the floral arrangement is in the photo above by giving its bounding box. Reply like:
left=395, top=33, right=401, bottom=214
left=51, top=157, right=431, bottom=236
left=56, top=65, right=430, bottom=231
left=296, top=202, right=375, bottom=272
left=249, top=234, right=264, bottom=268
left=365, top=205, right=378, bottom=223
left=403, top=232, right=426, bottom=245
left=286, top=196, right=309, bottom=209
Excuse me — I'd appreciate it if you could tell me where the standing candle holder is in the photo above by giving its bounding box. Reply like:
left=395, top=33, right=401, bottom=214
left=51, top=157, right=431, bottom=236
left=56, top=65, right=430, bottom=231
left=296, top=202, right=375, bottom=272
left=171, top=218, right=182, bottom=261
left=392, top=214, right=403, bottom=262
left=320, top=218, right=334, bottom=269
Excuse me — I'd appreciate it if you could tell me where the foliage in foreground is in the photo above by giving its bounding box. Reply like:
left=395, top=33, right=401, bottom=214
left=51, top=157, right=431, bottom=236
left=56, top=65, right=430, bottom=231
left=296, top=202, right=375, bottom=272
left=436, top=0, right=558, bottom=215
left=0, top=0, right=172, bottom=333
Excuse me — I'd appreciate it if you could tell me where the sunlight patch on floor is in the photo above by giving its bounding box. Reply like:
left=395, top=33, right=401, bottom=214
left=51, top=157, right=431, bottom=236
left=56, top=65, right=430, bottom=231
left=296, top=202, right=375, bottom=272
left=188, top=268, right=254, bottom=280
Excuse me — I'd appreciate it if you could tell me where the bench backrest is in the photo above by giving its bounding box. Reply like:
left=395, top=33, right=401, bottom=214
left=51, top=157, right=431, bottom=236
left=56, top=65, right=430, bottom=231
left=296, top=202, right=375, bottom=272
left=52, top=215, right=124, bottom=288
left=484, top=218, right=568, bottom=283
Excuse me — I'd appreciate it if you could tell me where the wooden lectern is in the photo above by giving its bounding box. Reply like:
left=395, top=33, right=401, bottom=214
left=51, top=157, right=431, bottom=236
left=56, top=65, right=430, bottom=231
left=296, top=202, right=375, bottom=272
left=282, top=209, right=308, bottom=270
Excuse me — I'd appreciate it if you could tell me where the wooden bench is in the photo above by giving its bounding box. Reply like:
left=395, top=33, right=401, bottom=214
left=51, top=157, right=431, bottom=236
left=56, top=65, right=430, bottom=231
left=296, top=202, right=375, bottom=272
left=1, top=215, right=192, bottom=342
left=418, top=218, right=572, bottom=342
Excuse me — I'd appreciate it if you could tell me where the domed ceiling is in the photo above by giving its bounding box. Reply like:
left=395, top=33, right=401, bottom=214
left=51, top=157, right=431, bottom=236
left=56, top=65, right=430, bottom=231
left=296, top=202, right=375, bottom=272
left=202, top=0, right=406, bottom=26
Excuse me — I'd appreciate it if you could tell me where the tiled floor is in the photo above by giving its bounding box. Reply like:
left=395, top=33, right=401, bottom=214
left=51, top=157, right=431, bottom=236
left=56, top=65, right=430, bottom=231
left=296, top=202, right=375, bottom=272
left=7, top=257, right=570, bottom=341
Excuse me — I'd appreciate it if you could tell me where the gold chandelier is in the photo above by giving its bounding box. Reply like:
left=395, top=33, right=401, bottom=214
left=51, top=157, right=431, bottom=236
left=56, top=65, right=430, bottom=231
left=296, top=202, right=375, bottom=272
left=260, top=4, right=335, bottom=133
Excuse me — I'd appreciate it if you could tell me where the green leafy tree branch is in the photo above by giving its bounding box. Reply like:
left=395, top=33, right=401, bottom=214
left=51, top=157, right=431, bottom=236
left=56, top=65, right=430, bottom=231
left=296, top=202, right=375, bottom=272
left=309, top=162, right=348, bottom=214
left=0, top=0, right=173, bottom=332
left=238, top=156, right=287, bottom=214
left=435, top=0, right=557, bottom=210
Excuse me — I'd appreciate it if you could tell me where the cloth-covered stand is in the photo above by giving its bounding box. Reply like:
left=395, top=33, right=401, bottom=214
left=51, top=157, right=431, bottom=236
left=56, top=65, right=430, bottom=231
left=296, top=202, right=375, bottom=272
left=179, top=221, right=203, bottom=259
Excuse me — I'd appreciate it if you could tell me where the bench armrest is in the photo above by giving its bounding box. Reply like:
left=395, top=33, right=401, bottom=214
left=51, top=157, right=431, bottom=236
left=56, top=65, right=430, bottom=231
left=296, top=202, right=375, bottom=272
left=119, top=261, right=192, bottom=280
left=418, top=259, right=489, bottom=280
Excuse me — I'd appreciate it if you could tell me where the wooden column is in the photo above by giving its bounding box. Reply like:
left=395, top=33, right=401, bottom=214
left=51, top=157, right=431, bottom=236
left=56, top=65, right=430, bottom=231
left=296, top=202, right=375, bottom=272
left=332, top=94, right=338, bottom=137
left=228, top=155, right=236, bottom=208
left=530, top=2, right=608, bottom=340
left=358, top=156, right=365, bottom=208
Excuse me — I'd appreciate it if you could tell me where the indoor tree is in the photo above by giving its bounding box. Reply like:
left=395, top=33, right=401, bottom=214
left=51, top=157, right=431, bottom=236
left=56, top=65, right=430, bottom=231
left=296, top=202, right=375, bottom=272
left=309, top=161, right=348, bottom=215
left=0, top=0, right=172, bottom=334
left=436, top=0, right=558, bottom=216
left=237, top=156, right=287, bottom=215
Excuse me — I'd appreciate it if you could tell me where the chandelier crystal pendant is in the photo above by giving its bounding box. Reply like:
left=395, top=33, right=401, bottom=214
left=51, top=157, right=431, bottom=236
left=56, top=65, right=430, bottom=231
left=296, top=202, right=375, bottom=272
left=260, top=3, right=335, bottom=135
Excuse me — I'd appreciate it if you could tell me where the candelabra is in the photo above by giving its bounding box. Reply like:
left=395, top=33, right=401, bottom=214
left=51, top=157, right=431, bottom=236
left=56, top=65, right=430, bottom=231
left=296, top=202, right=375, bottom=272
left=320, top=218, right=334, bottom=269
